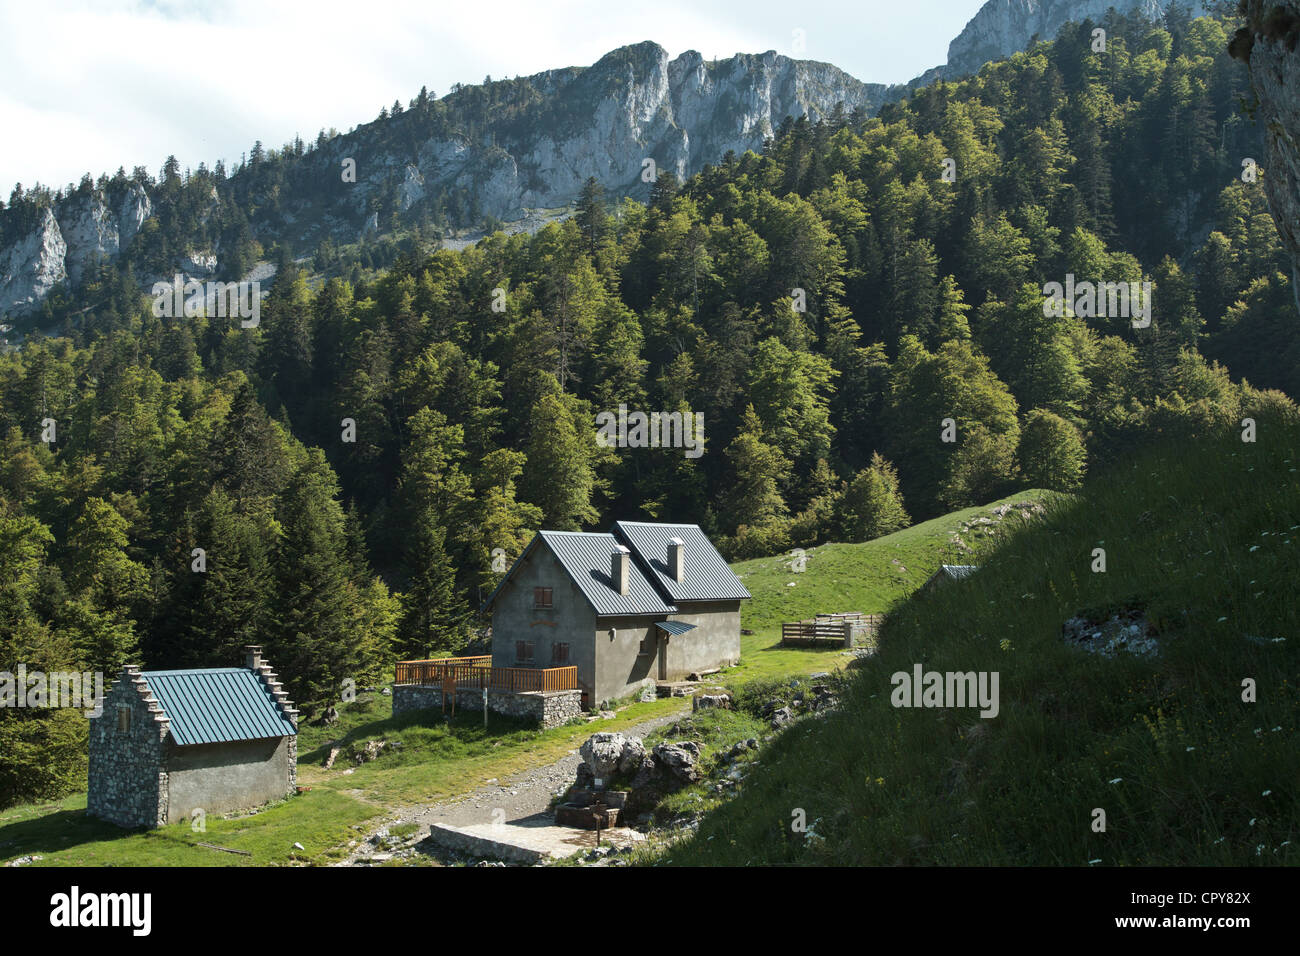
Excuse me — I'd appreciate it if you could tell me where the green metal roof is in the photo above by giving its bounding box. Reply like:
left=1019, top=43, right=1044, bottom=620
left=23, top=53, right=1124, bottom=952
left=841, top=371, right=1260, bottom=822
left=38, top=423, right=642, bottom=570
left=655, top=620, right=698, bottom=636
left=141, top=668, right=297, bottom=746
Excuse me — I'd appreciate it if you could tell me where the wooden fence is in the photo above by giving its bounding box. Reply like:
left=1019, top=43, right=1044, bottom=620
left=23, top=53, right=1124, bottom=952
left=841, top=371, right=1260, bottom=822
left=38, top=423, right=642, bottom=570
left=780, top=613, right=883, bottom=648
left=394, top=656, right=578, bottom=694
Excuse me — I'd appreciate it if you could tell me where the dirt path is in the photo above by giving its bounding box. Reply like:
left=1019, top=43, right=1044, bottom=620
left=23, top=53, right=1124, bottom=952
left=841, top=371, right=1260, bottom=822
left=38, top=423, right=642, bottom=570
left=339, top=705, right=687, bottom=864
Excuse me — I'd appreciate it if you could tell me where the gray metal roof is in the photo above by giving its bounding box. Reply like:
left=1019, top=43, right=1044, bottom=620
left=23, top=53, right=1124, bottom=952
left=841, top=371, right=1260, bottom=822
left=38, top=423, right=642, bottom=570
left=656, top=620, right=698, bottom=636
left=611, top=521, right=752, bottom=603
left=538, top=531, right=678, bottom=616
left=141, top=668, right=297, bottom=746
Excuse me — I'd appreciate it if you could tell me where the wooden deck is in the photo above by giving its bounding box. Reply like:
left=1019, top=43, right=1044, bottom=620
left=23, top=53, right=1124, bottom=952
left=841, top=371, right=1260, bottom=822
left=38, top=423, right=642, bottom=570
left=394, top=656, right=578, bottom=694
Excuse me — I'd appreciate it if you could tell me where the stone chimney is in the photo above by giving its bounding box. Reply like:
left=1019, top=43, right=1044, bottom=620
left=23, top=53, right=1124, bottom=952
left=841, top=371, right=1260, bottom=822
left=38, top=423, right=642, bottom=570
left=668, top=537, right=685, bottom=582
left=244, top=645, right=263, bottom=671
left=611, top=546, right=630, bottom=595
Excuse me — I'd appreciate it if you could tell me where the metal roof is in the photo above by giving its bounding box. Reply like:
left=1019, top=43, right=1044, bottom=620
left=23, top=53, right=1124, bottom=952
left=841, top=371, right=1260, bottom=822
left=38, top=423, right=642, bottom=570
left=140, top=668, right=297, bottom=746
left=611, top=521, right=751, bottom=603
left=539, top=531, right=678, bottom=616
left=656, top=620, right=698, bottom=636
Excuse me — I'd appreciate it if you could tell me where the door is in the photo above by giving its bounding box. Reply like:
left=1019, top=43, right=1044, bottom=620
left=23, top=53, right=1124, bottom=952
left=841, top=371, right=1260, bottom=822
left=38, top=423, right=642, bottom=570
left=657, top=633, right=667, bottom=681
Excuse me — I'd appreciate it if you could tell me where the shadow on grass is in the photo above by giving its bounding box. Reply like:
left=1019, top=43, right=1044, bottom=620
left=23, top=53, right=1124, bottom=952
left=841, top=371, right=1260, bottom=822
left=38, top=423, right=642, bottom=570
left=0, top=807, right=143, bottom=860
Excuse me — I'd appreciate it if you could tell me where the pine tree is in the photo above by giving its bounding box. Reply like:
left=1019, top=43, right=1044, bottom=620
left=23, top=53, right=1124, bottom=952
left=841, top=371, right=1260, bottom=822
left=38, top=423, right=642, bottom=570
left=521, top=386, right=599, bottom=531
left=722, top=405, right=791, bottom=531
left=836, top=452, right=911, bottom=541
left=1017, top=409, right=1087, bottom=491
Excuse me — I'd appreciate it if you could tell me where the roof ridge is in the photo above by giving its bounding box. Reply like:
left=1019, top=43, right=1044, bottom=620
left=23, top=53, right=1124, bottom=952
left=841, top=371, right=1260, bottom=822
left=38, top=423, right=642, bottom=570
left=613, top=520, right=702, bottom=527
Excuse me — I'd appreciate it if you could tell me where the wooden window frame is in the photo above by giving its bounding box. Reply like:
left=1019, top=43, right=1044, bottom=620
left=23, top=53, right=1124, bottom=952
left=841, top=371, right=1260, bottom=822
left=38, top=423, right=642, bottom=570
left=551, top=642, right=570, bottom=665
left=515, top=640, right=535, bottom=664
left=533, top=586, right=553, bottom=609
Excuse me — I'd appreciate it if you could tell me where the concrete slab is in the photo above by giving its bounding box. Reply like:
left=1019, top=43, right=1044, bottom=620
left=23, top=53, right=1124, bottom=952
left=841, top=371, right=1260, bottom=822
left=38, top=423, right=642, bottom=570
left=428, top=820, right=645, bottom=863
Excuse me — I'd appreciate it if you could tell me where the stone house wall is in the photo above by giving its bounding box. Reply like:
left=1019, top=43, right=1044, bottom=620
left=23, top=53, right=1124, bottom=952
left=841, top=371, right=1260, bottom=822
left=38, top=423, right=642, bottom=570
left=86, top=665, right=170, bottom=828
left=86, top=647, right=299, bottom=829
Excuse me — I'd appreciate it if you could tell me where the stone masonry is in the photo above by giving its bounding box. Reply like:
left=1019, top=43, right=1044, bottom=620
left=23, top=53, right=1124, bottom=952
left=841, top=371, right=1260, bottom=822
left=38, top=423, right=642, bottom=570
left=86, top=646, right=299, bottom=829
left=86, top=665, right=171, bottom=828
left=392, top=684, right=582, bottom=729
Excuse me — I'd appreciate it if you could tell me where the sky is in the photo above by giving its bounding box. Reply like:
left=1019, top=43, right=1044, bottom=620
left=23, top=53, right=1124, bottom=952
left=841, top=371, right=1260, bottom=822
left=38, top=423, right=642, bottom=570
left=0, top=0, right=987, bottom=198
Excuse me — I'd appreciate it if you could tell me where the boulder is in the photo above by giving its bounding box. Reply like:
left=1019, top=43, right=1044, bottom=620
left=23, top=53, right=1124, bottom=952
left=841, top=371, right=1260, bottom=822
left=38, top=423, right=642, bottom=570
left=578, top=732, right=646, bottom=784
left=770, top=707, right=793, bottom=728
left=652, top=743, right=700, bottom=783
left=616, top=737, right=646, bottom=776
left=580, top=732, right=627, bottom=781
left=692, top=693, right=731, bottom=712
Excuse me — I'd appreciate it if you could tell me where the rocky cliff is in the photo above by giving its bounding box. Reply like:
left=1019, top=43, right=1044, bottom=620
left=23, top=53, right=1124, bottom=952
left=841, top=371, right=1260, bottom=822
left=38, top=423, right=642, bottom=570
left=1232, top=1, right=1300, bottom=313
left=944, top=0, right=1210, bottom=78
left=0, top=41, right=886, bottom=319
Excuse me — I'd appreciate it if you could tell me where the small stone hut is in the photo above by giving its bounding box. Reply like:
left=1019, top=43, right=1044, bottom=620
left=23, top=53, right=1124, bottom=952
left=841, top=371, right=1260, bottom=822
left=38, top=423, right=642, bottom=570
left=87, top=646, right=298, bottom=828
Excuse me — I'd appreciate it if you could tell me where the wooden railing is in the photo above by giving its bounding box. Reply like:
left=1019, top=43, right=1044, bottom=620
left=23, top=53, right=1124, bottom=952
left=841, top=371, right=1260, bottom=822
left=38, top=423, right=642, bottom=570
left=394, top=656, right=577, bottom=693
left=781, top=613, right=883, bottom=648
left=394, top=656, right=490, bottom=686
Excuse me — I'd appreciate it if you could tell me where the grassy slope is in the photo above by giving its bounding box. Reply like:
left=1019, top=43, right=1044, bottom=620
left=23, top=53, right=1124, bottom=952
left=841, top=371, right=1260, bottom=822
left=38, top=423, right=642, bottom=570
left=727, top=490, right=1050, bottom=684
left=0, top=694, right=687, bottom=866
left=652, top=423, right=1300, bottom=865
left=0, top=489, right=1047, bottom=866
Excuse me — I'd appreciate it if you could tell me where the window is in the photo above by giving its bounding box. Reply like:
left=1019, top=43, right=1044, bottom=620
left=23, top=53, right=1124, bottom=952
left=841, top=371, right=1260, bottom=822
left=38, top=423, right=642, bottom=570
left=639, top=634, right=655, bottom=656
left=533, top=586, right=553, bottom=609
left=515, top=641, right=535, bottom=664
left=116, top=705, right=132, bottom=733
left=551, top=642, right=570, bottom=665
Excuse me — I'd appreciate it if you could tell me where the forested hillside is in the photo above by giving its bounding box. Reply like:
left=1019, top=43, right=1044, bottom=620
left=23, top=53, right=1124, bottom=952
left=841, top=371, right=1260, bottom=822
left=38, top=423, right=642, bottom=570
left=2, top=10, right=1296, bottom=807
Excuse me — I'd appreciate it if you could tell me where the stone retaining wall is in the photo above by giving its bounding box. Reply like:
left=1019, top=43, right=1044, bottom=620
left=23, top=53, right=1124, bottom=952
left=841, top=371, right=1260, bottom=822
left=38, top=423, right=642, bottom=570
left=392, top=684, right=582, bottom=729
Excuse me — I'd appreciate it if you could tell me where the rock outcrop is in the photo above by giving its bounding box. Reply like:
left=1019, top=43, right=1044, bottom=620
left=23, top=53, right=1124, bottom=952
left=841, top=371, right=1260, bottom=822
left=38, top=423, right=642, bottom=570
left=0, top=207, right=67, bottom=316
left=1232, top=1, right=1300, bottom=315
left=944, top=0, right=1209, bottom=80
left=0, top=41, right=886, bottom=318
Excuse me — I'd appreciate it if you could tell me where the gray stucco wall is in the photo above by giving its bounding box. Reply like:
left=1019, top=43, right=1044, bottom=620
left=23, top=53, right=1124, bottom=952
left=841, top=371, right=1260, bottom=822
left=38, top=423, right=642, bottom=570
left=162, top=736, right=293, bottom=824
left=593, top=615, right=660, bottom=704
left=662, top=601, right=743, bottom=679
left=491, top=544, right=597, bottom=693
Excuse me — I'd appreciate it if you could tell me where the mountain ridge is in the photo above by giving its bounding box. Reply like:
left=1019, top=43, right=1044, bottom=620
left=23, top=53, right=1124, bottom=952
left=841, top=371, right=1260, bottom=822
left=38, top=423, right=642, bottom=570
left=0, top=40, right=888, bottom=322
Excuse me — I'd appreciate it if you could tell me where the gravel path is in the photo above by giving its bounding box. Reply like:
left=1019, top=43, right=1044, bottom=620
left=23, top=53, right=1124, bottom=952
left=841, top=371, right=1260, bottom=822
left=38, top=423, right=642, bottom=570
left=340, top=705, right=687, bottom=864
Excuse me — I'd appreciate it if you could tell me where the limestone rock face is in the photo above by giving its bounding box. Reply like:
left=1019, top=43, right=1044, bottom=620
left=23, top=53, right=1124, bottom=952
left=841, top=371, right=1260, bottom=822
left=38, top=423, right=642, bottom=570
left=944, top=0, right=1209, bottom=79
left=0, top=207, right=67, bottom=316
left=59, top=193, right=120, bottom=285
left=1236, top=1, right=1300, bottom=314
left=0, top=42, right=888, bottom=317
left=118, top=182, right=152, bottom=246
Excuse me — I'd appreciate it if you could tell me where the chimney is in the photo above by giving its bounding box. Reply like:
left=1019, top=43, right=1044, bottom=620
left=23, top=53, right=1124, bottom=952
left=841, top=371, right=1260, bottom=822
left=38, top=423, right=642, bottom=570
left=668, top=537, right=685, bottom=582
left=244, top=645, right=263, bottom=671
left=611, top=546, right=630, bottom=595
